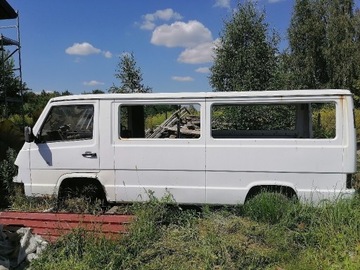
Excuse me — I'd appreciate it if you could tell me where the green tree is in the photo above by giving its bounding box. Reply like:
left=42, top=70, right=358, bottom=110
left=353, top=8, right=360, bottom=98
left=81, top=89, right=105, bottom=95
left=109, top=52, right=152, bottom=93
left=288, top=0, right=360, bottom=102
left=23, top=90, right=71, bottom=124
left=288, top=0, right=328, bottom=89
left=268, top=50, right=296, bottom=90
left=209, top=1, right=279, bottom=92
left=88, top=89, right=105, bottom=94
left=0, top=51, right=26, bottom=117
left=324, top=0, right=360, bottom=98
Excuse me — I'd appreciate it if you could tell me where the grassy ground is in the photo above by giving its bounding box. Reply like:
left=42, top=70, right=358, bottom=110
left=3, top=152, right=360, bottom=269
left=27, top=193, right=360, bottom=270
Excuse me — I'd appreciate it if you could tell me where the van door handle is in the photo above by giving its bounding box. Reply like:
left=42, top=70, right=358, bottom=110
left=82, top=151, right=97, bottom=158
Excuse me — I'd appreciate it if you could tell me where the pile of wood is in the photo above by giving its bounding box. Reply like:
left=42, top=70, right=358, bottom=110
left=146, top=107, right=200, bottom=139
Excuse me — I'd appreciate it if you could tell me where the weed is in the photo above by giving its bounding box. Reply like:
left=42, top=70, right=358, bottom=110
left=10, top=186, right=107, bottom=214
left=58, top=197, right=105, bottom=214
left=243, top=191, right=295, bottom=224
left=277, top=197, right=360, bottom=269
left=31, top=228, right=119, bottom=270
left=10, top=188, right=57, bottom=212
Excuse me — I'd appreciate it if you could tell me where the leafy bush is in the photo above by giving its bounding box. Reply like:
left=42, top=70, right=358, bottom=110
left=0, top=120, right=23, bottom=161
left=0, top=148, right=17, bottom=208
left=312, top=105, right=336, bottom=138
left=7, top=113, right=34, bottom=129
left=355, top=109, right=360, bottom=139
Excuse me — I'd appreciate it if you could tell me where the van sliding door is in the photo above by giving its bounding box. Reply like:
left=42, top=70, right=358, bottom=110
left=113, top=101, right=206, bottom=204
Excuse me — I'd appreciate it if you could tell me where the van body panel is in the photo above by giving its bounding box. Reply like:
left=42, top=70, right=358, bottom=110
left=205, top=172, right=350, bottom=204
left=340, top=97, right=357, bottom=172
left=14, top=142, right=31, bottom=194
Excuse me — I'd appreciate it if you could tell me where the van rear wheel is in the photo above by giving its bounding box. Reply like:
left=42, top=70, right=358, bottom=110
left=245, top=185, right=297, bottom=203
left=243, top=191, right=295, bottom=224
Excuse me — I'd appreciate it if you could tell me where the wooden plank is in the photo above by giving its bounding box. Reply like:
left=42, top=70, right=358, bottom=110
left=0, top=211, right=134, bottom=241
left=0, top=212, right=133, bottom=222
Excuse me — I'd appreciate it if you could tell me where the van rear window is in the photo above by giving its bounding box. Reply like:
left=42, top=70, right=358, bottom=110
left=211, top=102, right=336, bottom=139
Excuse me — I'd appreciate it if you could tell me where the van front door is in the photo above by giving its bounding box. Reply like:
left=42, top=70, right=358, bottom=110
left=29, top=101, right=99, bottom=195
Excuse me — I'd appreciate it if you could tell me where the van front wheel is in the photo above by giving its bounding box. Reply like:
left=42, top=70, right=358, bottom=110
left=57, top=178, right=107, bottom=212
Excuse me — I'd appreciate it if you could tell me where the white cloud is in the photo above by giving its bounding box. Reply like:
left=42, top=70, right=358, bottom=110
left=151, top=20, right=213, bottom=48
left=83, top=80, right=105, bottom=86
left=141, top=8, right=183, bottom=30
left=214, top=0, right=231, bottom=9
left=152, top=8, right=182, bottom=21
left=177, top=40, right=218, bottom=64
left=103, top=51, right=113, bottom=58
left=172, top=76, right=194, bottom=82
left=141, top=20, right=156, bottom=31
left=66, top=42, right=113, bottom=59
left=195, top=67, right=210, bottom=74
left=66, top=42, right=101, bottom=56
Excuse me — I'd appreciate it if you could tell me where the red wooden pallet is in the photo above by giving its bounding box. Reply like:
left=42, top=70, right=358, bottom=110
left=0, top=211, right=134, bottom=241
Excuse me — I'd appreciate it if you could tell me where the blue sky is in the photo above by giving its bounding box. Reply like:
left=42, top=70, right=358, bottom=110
left=3, top=0, right=360, bottom=94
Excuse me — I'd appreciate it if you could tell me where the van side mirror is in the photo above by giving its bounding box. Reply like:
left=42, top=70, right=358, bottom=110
left=24, top=126, right=34, bottom=143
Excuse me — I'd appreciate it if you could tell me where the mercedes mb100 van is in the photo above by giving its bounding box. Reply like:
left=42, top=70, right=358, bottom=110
left=14, top=89, right=357, bottom=204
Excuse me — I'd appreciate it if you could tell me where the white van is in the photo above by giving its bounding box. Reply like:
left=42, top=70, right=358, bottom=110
left=14, top=89, right=357, bottom=204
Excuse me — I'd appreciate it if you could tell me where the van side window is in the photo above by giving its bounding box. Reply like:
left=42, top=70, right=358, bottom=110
left=39, top=105, right=94, bottom=142
left=119, top=104, right=201, bottom=139
left=211, top=102, right=336, bottom=139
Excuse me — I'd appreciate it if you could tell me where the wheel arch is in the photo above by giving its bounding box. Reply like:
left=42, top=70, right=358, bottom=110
left=56, top=173, right=107, bottom=201
left=245, top=182, right=298, bottom=202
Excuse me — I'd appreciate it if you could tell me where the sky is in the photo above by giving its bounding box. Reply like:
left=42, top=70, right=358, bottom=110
left=2, top=0, right=360, bottom=94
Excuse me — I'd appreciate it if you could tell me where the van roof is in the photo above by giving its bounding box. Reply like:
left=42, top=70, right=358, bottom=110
left=49, top=89, right=352, bottom=103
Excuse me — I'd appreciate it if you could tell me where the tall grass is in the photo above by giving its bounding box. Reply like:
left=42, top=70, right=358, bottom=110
left=280, top=197, right=360, bottom=269
left=30, top=193, right=360, bottom=270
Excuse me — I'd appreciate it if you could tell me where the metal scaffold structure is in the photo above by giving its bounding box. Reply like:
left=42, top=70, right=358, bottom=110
left=0, top=0, right=23, bottom=118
